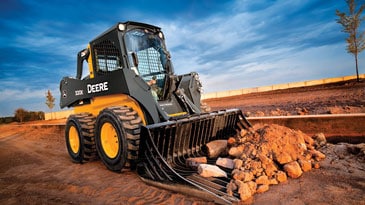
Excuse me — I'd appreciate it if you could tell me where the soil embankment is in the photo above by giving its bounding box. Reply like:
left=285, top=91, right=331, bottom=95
left=204, top=80, right=365, bottom=116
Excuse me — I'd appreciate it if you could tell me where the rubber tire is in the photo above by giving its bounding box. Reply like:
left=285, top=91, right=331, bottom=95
left=65, top=113, right=97, bottom=163
left=95, top=106, right=142, bottom=172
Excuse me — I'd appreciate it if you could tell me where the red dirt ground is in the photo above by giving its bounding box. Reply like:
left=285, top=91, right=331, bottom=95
left=0, top=79, right=364, bottom=204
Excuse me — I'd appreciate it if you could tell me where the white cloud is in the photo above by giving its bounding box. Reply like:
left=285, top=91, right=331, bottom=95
left=154, top=1, right=358, bottom=94
left=198, top=41, right=364, bottom=93
left=0, top=88, right=45, bottom=101
left=0, top=85, right=61, bottom=116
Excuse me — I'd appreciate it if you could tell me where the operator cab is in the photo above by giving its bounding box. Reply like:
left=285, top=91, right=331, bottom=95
left=70, top=21, right=201, bottom=119
left=124, top=28, right=171, bottom=101
left=76, top=22, right=173, bottom=102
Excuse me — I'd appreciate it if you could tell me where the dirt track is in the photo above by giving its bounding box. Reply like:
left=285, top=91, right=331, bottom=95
left=1, top=80, right=365, bottom=204
left=0, top=126, right=208, bottom=204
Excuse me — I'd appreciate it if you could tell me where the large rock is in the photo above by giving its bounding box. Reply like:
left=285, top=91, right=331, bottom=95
left=247, top=160, right=263, bottom=176
left=273, top=151, right=293, bottom=164
left=216, top=157, right=234, bottom=169
left=186, top=157, right=207, bottom=170
left=232, top=170, right=254, bottom=182
left=247, top=181, right=257, bottom=195
left=233, top=159, right=243, bottom=169
left=226, top=180, right=238, bottom=196
left=255, top=175, right=269, bottom=185
left=227, top=137, right=237, bottom=146
left=275, top=171, right=288, bottom=183
left=303, top=134, right=315, bottom=150
left=312, top=133, right=327, bottom=148
left=310, top=150, right=326, bottom=161
left=283, top=161, right=303, bottom=178
left=236, top=181, right=252, bottom=201
left=228, top=145, right=245, bottom=158
left=240, top=129, right=248, bottom=137
left=198, top=164, right=227, bottom=178
left=205, top=140, right=228, bottom=158
left=298, top=158, right=312, bottom=172
left=258, top=154, right=277, bottom=177
left=256, top=184, right=269, bottom=193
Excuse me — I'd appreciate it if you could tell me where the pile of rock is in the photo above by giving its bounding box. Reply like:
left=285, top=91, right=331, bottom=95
left=189, top=124, right=327, bottom=202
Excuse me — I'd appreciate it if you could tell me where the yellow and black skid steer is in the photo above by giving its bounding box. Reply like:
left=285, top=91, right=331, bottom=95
left=60, top=21, right=251, bottom=204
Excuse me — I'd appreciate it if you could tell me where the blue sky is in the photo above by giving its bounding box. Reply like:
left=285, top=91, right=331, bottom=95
left=0, top=0, right=364, bottom=117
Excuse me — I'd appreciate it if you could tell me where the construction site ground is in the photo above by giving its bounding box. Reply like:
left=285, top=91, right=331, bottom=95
left=1, top=79, right=364, bottom=204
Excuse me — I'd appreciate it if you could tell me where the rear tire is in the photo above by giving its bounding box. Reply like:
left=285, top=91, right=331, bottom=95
left=65, top=113, right=97, bottom=163
left=95, top=106, right=142, bottom=172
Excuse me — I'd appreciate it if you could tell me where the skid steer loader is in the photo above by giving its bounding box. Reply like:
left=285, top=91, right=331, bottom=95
left=60, top=21, right=251, bottom=204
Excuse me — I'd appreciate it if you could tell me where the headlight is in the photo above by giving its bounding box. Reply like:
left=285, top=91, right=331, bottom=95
left=80, top=49, right=89, bottom=58
left=118, top=23, right=125, bottom=31
left=158, top=32, right=164, bottom=39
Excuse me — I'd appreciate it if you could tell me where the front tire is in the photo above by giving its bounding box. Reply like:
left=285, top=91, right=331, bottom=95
left=65, top=113, right=97, bottom=163
left=95, top=106, right=142, bottom=172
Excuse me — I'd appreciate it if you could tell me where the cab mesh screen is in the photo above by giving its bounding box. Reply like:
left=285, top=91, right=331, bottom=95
left=136, top=47, right=164, bottom=80
left=94, top=40, right=122, bottom=72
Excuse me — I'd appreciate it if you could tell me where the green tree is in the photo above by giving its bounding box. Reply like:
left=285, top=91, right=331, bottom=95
left=45, top=90, right=55, bottom=119
left=14, top=108, right=26, bottom=123
left=336, top=0, right=365, bottom=82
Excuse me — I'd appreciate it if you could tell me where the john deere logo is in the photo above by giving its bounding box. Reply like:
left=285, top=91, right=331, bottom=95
left=87, top=82, right=109, bottom=94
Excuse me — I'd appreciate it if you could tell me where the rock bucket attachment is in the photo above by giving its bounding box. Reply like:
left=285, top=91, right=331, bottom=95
left=137, top=109, right=251, bottom=204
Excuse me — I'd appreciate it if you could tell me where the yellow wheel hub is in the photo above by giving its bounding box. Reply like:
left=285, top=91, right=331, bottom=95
left=100, top=122, right=119, bottom=158
left=69, top=125, right=80, bottom=154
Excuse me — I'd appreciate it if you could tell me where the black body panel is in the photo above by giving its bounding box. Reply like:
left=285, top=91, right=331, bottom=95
left=60, top=68, right=162, bottom=124
left=60, top=21, right=203, bottom=124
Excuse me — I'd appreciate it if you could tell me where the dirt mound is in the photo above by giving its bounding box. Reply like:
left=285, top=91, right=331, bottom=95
left=226, top=124, right=326, bottom=201
left=194, top=124, right=329, bottom=202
